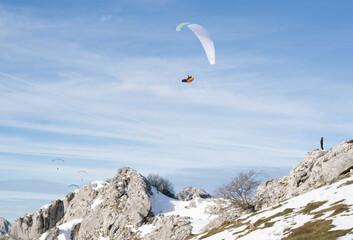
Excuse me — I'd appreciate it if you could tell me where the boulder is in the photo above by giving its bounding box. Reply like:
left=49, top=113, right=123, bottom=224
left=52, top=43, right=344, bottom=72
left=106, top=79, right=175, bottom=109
left=176, top=187, right=211, bottom=201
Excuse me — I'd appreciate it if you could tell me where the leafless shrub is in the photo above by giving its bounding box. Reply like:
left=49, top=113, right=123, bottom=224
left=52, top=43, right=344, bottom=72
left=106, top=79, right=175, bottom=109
left=147, top=174, right=175, bottom=198
left=216, top=170, right=260, bottom=211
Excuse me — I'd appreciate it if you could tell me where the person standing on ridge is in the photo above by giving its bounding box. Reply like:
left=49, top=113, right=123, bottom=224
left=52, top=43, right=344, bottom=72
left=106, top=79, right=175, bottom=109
left=320, top=137, right=324, bottom=150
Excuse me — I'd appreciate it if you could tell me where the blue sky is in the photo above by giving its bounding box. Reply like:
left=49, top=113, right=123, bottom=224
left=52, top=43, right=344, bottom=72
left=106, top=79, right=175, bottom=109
left=1, top=0, right=353, bottom=222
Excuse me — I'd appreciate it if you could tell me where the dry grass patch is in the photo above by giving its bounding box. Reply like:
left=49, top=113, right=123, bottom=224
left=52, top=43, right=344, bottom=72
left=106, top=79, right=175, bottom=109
left=263, top=221, right=275, bottom=228
left=253, top=208, right=294, bottom=229
left=198, top=220, right=239, bottom=239
left=298, top=201, right=328, bottom=215
left=330, top=199, right=345, bottom=206
left=283, top=227, right=291, bottom=235
left=282, top=219, right=352, bottom=240
left=271, top=203, right=283, bottom=210
left=338, top=180, right=353, bottom=188
left=185, top=233, right=197, bottom=240
left=313, top=203, right=350, bottom=218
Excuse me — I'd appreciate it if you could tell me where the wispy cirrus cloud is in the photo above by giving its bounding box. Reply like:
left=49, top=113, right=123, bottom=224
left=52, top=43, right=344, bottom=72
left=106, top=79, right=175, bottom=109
left=0, top=0, right=352, bottom=198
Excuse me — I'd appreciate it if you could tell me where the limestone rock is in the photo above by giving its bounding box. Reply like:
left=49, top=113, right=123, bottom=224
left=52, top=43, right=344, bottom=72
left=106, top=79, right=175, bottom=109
left=8, top=199, right=64, bottom=240
left=72, top=167, right=153, bottom=240
left=8, top=167, right=153, bottom=240
left=142, top=215, right=192, bottom=240
left=252, top=140, right=353, bottom=210
left=176, top=187, right=211, bottom=201
left=0, top=218, right=10, bottom=237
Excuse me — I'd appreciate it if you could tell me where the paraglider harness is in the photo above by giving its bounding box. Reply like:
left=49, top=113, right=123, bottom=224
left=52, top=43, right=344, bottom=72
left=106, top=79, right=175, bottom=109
left=182, top=75, right=194, bottom=83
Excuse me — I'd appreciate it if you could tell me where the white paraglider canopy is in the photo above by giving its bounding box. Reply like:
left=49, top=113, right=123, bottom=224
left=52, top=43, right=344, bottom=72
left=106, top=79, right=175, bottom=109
left=176, top=22, right=215, bottom=65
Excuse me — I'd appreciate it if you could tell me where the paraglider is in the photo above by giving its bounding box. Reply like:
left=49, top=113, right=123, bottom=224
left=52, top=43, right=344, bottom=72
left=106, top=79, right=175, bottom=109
left=68, top=184, right=80, bottom=189
left=182, top=75, right=194, bottom=83
left=77, top=170, right=88, bottom=181
left=52, top=158, right=64, bottom=170
left=176, top=22, right=215, bottom=65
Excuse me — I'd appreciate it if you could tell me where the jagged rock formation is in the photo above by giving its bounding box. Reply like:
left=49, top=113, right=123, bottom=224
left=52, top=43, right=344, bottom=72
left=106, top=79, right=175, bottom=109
left=11, top=199, right=64, bottom=239
left=176, top=187, right=211, bottom=201
left=8, top=167, right=153, bottom=240
left=252, top=140, right=353, bottom=210
left=7, top=167, right=198, bottom=240
left=0, top=218, right=11, bottom=238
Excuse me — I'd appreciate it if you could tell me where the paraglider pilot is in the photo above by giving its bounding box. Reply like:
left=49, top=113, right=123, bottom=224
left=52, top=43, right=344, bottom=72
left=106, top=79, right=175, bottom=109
left=182, top=75, right=194, bottom=83
left=320, top=137, right=324, bottom=150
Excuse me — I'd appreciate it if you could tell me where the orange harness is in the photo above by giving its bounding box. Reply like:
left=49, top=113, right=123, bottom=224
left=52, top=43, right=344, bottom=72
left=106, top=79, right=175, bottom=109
left=182, top=77, right=194, bottom=83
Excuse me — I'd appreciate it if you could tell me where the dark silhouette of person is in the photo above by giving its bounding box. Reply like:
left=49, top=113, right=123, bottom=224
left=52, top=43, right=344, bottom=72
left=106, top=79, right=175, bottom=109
left=320, top=137, right=324, bottom=150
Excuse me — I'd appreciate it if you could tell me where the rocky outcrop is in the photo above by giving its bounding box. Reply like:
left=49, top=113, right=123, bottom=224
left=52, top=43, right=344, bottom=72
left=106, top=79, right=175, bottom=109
left=176, top=187, right=211, bottom=201
left=0, top=218, right=10, bottom=238
left=8, top=199, right=64, bottom=240
left=252, top=140, right=353, bottom=210
left=8, top=167, right=153, bottom=240
left=71, top=167, right=152, bottom=240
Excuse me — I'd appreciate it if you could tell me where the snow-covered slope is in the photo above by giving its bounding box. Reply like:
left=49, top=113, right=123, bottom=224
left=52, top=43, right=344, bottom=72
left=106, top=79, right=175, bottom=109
left=147, top=187, right=218, bottom=234
left=191, top=174, right=353, bottom=240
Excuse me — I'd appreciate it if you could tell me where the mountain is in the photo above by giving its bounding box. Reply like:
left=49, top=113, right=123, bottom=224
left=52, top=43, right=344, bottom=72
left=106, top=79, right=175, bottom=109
left=6, top=167, right=226, bottom=240
left=0, top=218, right=11, bottom=238
left=5, top=140, right=353, bottom=240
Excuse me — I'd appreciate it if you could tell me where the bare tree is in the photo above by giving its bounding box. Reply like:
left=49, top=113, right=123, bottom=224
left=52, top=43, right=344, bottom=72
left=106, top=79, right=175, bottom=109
left=147, top=174, right=175, bottom=198
left=216, top=170, right=260, bottom=212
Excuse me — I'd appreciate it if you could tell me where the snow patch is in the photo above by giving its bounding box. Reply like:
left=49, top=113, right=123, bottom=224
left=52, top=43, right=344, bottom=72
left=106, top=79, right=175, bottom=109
left=57, top=219, right=82, bottom=240
left=41, top=204, right=50, bottom=210
left=150, top=187, right=217, bottom=234
left=98, top=235, right=110, bottom=240
left=91, top=197, right=104, bottom=209
left=138, top=223, right=156, bottom=237
left=38, top=232, right=48, bottom=240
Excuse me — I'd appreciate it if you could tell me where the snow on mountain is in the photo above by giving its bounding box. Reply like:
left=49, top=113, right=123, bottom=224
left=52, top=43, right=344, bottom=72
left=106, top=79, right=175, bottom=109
left=57, top=219, right=82, bottom=240
left=190, top=173, right=353, bottom=240
left=150, top=187, right=218, bottom=234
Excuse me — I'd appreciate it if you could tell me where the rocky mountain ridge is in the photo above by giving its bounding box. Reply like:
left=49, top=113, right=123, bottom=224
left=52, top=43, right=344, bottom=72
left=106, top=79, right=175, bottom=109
left=252, top=140, right=353, bottom=210
left=6, top=168, right=224, bottom=240
left=4, top=140, right=353, bottom=240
